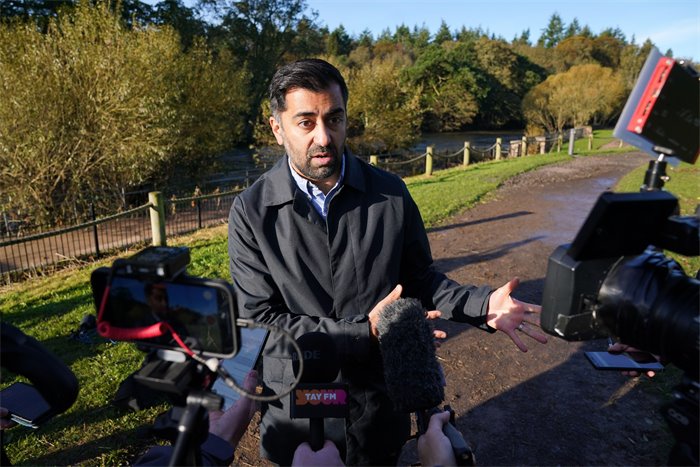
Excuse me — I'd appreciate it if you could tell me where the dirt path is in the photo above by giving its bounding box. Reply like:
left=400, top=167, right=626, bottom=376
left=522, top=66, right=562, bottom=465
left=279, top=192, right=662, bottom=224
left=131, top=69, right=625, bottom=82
left=407, top=151, right=670, bottom=466
left=236, top=152, right=676, bottom=466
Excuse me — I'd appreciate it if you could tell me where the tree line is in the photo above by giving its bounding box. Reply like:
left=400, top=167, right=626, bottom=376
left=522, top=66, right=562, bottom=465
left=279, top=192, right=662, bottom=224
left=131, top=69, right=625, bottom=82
left=0, top=1, right=689, bottom=225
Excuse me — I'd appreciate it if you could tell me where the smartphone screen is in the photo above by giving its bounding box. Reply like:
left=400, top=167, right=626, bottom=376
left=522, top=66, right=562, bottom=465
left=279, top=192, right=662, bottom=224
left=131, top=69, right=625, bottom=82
left=211, top=327, right=267, bottom=410
left=584, top=351, right=664, bottom=371
left=95, top=272, right=238, bottom=358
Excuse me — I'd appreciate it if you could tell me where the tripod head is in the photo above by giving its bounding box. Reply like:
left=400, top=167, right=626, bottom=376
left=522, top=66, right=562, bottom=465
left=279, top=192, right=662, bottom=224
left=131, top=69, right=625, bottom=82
left=135, top=352, right=224, bottom=466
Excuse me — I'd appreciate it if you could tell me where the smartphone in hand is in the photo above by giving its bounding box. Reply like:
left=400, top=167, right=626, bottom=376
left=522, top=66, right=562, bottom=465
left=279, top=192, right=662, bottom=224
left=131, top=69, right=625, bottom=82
left=0, top=382, right=53, bottom=428
left=584, top=351, right=664, bottom=372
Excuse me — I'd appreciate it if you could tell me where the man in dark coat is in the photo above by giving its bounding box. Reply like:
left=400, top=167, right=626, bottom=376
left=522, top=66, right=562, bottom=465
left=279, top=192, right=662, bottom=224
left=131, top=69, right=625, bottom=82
left=228, top=58, right=547, bottom=465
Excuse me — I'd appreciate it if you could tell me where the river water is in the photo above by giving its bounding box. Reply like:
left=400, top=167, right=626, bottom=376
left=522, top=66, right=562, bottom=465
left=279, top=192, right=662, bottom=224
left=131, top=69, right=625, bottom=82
left=213, top=130, right=527, bottom=188
left=412, top=130, right=525, bottom=153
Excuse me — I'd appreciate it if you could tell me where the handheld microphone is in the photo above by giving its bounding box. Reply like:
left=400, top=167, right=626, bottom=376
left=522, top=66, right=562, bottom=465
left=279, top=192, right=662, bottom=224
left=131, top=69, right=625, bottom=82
left=377, top=298, right=474, bottom=465
left=290, top=332, right=348, bottom=451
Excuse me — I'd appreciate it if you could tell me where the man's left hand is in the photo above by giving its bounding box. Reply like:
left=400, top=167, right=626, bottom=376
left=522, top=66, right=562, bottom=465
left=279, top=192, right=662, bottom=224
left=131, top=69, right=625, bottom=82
left=486, top=277, right=548, bottom=352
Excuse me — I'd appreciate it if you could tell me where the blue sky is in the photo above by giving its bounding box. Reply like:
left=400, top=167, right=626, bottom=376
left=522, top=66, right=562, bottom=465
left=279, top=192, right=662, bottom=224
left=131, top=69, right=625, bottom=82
left=149, top=0, right=699, bottom=60
left=304, top=0, right=699, bottom=60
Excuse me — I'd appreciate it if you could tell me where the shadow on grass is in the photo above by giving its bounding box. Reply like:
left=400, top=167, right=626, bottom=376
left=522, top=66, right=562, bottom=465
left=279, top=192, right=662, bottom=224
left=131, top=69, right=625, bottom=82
left=5, top=400, right=173, bottom=466
left=2, top=281, right=93, bottom=326
left=9, top=424, right=156, bottom=466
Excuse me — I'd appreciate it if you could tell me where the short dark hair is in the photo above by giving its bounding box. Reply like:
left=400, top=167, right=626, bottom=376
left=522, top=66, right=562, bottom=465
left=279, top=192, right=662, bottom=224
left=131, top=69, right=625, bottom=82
left=268, top=58, right=349, bottom=116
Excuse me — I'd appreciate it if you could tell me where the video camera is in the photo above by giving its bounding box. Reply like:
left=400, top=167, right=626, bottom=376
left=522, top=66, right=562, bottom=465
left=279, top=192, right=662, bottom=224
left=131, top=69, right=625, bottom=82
left=540, top=48, right=699, bottom=465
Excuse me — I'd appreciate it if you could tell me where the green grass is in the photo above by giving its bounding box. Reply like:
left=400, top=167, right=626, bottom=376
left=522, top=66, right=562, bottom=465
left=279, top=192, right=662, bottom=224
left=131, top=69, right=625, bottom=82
left=1, top=133, right=697, bottom=465
left=1, top=230, right=233, bottom=465
left=406, top=151, right=572, bottom=227
left=614, top=156, right=700, bottom=277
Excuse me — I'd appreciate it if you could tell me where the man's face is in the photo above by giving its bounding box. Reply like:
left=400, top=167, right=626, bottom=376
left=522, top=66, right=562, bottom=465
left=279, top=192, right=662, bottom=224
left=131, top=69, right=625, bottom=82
left=270, top=83, right=347, bottom=191
left=147, top=287, right=169, bottom=315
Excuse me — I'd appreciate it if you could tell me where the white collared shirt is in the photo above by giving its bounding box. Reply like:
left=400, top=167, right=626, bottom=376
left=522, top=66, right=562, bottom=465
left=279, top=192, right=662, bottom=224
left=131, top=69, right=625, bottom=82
left=288, top=154, right=346, bottom=219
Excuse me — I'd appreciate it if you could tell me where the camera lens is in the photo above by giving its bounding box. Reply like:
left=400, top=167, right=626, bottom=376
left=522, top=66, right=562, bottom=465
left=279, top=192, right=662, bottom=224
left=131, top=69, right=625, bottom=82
left=595, top=251, right=699, bottom=379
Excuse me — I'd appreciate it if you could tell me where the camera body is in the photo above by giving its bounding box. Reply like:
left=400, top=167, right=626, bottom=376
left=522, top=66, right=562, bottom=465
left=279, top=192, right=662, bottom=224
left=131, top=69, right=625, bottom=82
left=540, top=190, right=699, bottom=378
left=540, top=46, right=700, bottom=377
left=540, top=48, right=699, bottom=465
left=91, top=246, right=240, bottom=359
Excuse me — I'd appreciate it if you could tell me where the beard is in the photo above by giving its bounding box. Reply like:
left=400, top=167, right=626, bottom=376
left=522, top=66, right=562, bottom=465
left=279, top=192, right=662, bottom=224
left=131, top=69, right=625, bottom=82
left=292, top=144, right=342, bottom=182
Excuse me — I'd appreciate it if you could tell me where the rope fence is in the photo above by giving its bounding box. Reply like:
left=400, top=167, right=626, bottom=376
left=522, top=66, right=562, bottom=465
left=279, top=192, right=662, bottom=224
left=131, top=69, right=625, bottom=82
left=0, top=127, right=602, bottom=284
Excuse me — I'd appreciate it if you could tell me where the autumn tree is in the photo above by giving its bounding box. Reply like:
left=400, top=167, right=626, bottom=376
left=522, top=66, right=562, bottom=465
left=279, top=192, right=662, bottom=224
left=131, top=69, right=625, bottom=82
left=591, top=28, right=627, bottom=68
left=618, top=39, right=655, bottom=90
left=200, top=0, right=319, bottom=142
left=405, top=41, right=482, bottom=132
left=0, top=1, right=248, bottom=223
left=553, top=35, right=596, bottom=72
left=473, top=37, right=546, bottom=128
left=342, top=54, right=423, bottom=152
left=522, top=63, right=625, bottom=134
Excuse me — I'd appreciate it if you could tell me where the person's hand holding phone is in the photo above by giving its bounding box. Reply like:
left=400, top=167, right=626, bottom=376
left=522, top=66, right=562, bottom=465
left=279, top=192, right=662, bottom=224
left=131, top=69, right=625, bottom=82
left=0, top=407, right=17, bottom=430
left=607, top=341, right=664, bottom=377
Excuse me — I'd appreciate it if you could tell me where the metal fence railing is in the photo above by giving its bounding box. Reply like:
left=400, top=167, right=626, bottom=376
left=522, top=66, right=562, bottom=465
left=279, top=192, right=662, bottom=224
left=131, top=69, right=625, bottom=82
left=164, top=190, right=242, bottom=238
left=0, top=188, right=243, bottom=285
left=0, top=204, right=153, bottom=284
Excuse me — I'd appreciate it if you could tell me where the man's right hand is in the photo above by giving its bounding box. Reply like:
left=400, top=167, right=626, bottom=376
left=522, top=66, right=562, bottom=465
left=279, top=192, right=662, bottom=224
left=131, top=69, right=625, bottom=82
left=367, top=284, right=446, bottom=341
left=368, top=285, right=403, bottom=339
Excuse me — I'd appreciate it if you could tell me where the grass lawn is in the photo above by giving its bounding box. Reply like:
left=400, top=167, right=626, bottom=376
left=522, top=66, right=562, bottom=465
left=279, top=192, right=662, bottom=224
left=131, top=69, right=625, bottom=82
left=1, top=130, right=696, bottom=465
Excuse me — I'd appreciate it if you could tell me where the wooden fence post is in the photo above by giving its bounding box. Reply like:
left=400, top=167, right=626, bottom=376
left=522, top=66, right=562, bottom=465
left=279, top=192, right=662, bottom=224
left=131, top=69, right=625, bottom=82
left=521, top=136, right=527, bottom=157
left=536, top=136, right=546, bottom=154
left=588, top=134, right=593, bottom=151
left=568, top=128, right=576, bottom=156
left=495, top=138, right=502, bottom=160
left=463, top=141, right=470, bottom=166
left=370, top=155, right=378, bottom=166
left=425, top=146, right=433, bottom=176
left=149, top=191, right=167, bottom=247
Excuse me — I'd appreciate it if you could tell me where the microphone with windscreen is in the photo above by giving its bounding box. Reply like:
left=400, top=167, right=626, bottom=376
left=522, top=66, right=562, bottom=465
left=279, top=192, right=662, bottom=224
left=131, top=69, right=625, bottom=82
left=290, top=332, right=349, bottom=451
left=377, top=298, right=475, bottom=465
left=377, top=298, right=444, bottom=411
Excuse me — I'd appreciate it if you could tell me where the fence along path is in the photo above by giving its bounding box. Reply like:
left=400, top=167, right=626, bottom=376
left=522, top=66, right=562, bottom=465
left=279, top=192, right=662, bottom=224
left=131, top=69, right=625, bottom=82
left=0, top=130, right=592, bottom=285
left=0, top=190, right=241, bottom=284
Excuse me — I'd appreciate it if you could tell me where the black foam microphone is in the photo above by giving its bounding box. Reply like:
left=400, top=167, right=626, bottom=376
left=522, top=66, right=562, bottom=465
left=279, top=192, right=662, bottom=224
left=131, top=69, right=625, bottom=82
left=377, top=298, right=444, bottom=411
left=377, top=298, right=474, bottom=465
left=290, top=332, right=348, bottom=451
